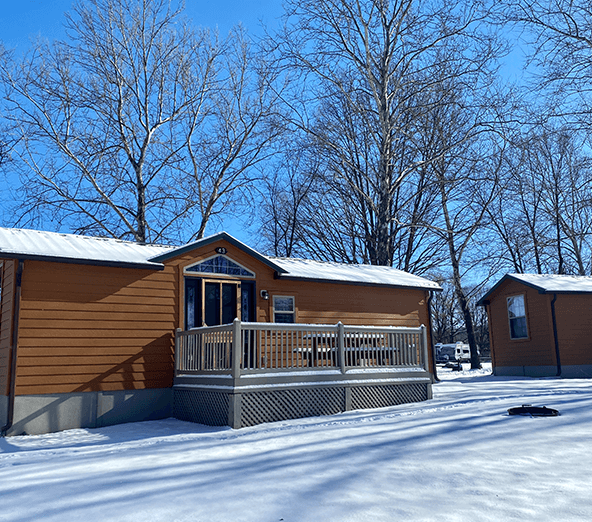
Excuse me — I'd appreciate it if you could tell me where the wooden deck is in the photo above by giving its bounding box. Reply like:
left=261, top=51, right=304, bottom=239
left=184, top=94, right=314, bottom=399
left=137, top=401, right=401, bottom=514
left=173, top=320, right=433, bottom=428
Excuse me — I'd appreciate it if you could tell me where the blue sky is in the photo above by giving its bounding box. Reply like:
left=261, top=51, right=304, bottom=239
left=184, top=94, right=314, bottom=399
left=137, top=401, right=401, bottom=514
left=1, top=0, right=284, bottom=51
left=1, top=0, right=285, bottom=244
left=0, top=0, right=528, bottom=245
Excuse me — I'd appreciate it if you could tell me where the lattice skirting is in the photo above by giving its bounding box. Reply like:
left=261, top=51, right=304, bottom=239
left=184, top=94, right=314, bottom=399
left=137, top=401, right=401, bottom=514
left=174, top=382, right=430, bottom=429
left=173, top=388, right=230, bottom=426
left=351, top=382, right=428, bottom=411
left=241, top=387, right=344, bottom=427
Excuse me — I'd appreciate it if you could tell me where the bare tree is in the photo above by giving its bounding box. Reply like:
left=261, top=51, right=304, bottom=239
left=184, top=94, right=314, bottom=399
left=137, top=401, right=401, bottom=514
left=430, top=276, right=460, bottom=344
left=487, top=131, right=550, bottom=274
left=415, top=41, right=505, bottom=368
left=264, top=0, right=500, bottom=268
left=1, top=0, right=280, bottom=243
left=490, top=125, right=592, bottom=275
left=258, top=140, right=321, bottom=258
left=508, top=0, right=592, bottom=131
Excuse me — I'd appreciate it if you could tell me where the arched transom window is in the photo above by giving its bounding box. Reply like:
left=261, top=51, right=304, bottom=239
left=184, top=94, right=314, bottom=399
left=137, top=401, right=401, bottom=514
left=184, top=255, right=255, bottom=278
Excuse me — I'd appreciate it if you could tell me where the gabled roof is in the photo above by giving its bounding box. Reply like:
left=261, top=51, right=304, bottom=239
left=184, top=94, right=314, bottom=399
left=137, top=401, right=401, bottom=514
left=148, top=231, right=287, bottom=274
left=269, top=256, right=442, bottom=291
left=477, top=273, right=592, bottom=305
left=0, top=227, right=441, bottom=290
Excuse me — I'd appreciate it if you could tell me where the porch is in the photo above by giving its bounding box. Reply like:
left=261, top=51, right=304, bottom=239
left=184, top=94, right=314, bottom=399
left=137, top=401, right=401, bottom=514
left=173, top=320, right=433, bottom=428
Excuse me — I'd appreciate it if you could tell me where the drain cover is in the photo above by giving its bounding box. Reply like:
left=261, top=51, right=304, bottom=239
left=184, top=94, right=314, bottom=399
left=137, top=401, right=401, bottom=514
left=508, top=404, right=559, bottom=416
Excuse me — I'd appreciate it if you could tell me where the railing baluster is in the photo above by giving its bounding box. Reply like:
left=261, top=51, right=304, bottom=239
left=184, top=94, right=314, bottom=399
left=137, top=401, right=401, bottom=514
left=175, top=322, right=428, bottom=374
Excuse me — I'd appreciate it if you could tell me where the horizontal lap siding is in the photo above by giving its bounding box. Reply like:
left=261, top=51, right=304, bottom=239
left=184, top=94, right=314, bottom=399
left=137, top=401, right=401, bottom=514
left=267, top=281, right=425, bottom=328
left=16, top=260, right=177, bottom=395
left=173, top=240, right=428, bottom=328
left=488, top=280, right=556, bottom=367
left=175, top=239, right=433, bottom=370
left=0, top=260, right=16, bottom=395
left=158, top=239, right=434, bottom=371
left=555, top=295, right=592, bottom=366
left=15, top=239, right=435, bottom=396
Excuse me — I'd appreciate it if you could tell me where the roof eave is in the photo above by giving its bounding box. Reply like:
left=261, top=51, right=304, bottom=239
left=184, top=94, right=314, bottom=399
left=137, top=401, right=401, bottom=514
left=275, top=273, right=442, bottom=291
left=0, top=251, right=164, bottom=270
left=477, top=274, right=515, bottom=306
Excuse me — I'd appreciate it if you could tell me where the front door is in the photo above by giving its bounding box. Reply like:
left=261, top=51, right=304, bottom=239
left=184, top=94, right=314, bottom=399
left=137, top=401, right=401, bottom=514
left=185, top=278, right=255, bottom=328
left=204, top=281, right=238, bottom=326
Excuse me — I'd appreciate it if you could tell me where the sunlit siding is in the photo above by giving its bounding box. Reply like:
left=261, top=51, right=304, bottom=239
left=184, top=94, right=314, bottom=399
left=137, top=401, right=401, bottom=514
left=16, top=260, right=177, bottom=395
left=554, top=295, right=592, bottom=366
left=487, top=279, right=556, bottom=368
left=14, top=238, right=435, bottom=395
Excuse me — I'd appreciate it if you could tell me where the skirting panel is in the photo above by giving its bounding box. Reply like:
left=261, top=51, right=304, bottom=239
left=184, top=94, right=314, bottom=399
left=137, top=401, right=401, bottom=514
left=350, top=383, right=429, bottom=410
left=173, top=381, right=431, bottom=429
left=240, top=387, right=344, bottom=427
left=6, top=388, right=172, bottom=436
left=173, top=388, right=230, bottom=426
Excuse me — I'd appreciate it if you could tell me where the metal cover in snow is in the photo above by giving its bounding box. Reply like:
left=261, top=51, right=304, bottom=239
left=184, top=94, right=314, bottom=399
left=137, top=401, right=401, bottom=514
left=507, top=404, right=559, bottom=417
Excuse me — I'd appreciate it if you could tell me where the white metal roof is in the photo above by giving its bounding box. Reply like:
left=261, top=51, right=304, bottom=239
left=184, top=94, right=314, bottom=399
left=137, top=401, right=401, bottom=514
left=507, top=273, right=592, bottom=293
left=269, top=257, right=442, bottom=290
left=0, top=227, right=173, bottom=268
left=0, top=227, right=441, bottom=290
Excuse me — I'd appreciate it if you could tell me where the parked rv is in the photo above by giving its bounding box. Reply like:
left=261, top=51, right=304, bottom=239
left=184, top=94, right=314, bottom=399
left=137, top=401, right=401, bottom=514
left=435, top=342, right=475, bottom=363
left=435, top=344, right=456, bottom=363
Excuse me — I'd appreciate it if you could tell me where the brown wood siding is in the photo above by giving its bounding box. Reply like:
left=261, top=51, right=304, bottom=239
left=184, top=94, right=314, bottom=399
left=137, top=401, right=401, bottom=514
left=487, top=279, right=556, bottom=368
left=16, top=260, right=177, bottom=395
left=554, top=295, right=592, bottom=366
left=173, top=239, right=434, bottom=370
left=15, top=238, right=435, bottom=395
left=173, top=239, right=430, bottom=329
left=0, top=260, right=16, bottom=395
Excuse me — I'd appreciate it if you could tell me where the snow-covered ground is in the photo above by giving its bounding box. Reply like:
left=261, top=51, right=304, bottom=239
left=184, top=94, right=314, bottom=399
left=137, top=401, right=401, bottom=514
left=2, top=363, right=592, bottom=521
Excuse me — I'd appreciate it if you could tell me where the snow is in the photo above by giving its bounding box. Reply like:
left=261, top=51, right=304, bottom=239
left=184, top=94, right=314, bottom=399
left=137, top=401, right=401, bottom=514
left=2, top=363, right=591, bottom=521
left=0, top=228, right=440, bottom=290
left=507, top=273, right=592, bottom=293
left=270, top=256, right=442, bottom=290
left=0, top=227, right=171, bottom=267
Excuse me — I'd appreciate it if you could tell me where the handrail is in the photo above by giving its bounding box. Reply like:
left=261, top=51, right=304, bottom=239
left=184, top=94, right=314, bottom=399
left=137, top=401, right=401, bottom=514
left=175, top=319, right=427, bottom=377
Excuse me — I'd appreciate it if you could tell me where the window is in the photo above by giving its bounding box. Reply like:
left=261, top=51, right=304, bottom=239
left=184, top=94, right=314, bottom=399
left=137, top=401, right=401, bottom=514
left=185, top=255, right=254, bottom=277
left=507, top=295, right=528, bottom=339
left=273, top=295, right=295, bottom=323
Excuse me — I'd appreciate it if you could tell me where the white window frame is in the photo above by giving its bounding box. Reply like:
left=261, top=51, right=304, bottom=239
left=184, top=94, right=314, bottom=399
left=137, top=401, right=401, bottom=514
left=507, top=294, right=528, bottom=340
left=272, top=295, right=295, bottom=323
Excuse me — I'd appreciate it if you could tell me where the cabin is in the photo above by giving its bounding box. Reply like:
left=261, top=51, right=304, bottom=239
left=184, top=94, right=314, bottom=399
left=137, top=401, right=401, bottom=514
left=478, top=273, right=592, bottom=378
left=0, top=227, right=441, bottom=436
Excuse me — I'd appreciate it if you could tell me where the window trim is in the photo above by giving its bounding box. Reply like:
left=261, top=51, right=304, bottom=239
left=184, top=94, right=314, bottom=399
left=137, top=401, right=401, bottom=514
left=183, top=254, right=255, bottom=279
left=507, top=294, right=529, bottom=340
left=272, top=295, right=296, bottom=324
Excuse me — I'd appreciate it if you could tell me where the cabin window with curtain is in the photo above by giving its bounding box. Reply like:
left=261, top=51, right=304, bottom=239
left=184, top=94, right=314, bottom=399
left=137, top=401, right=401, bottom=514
left=273, top=296, right=295, bottom=323
left=507, top=294, right=528, bottom=339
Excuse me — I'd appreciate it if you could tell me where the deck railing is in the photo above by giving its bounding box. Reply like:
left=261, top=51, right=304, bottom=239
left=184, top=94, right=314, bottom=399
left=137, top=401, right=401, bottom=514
left=175, top=320, right=429, bottom=377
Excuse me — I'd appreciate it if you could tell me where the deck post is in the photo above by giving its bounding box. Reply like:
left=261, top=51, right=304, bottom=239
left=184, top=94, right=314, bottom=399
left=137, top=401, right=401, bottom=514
left=231, top=318, right=242, bottom=379
left=420, top=324, right=428, bottom=370
left=337, top=321, right=345, bottom=374
left=228, top=393, right=242, bottom=429
left=174, top=328, right=181, bottom=377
